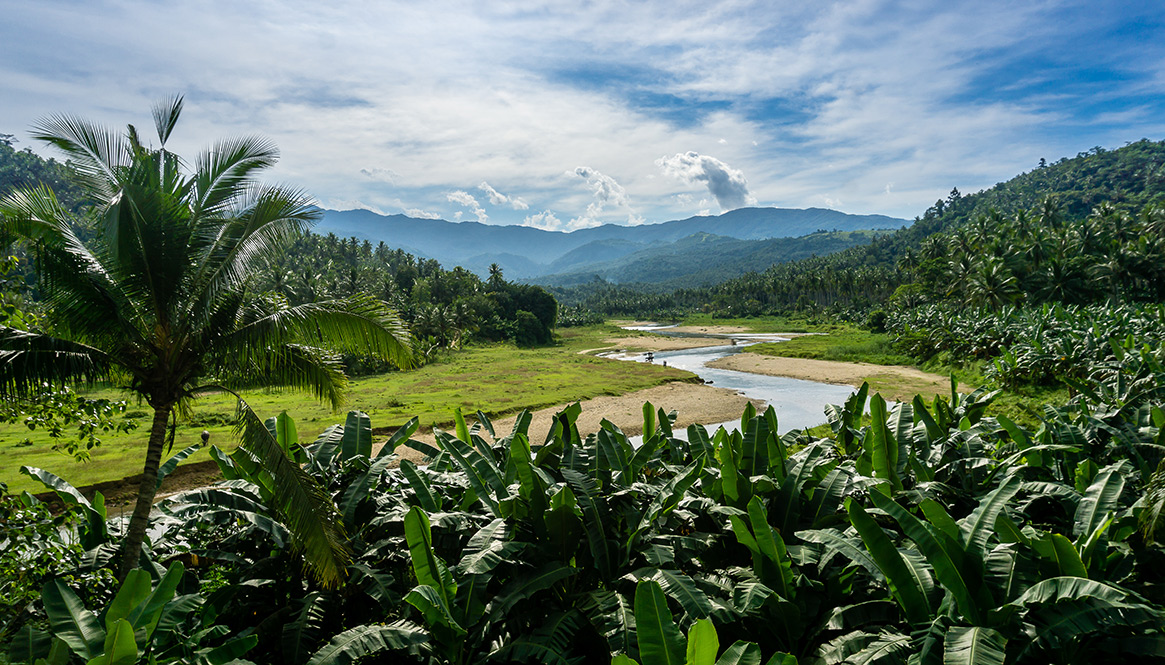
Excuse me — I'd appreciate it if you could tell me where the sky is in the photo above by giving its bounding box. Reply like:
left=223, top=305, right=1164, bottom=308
left=2, top=1, right=1164, bottom=231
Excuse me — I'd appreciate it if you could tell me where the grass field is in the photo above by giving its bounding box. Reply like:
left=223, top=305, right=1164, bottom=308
left=0, top=324, right=692, bottom=494
left=747, top=324, right=916, bottom=365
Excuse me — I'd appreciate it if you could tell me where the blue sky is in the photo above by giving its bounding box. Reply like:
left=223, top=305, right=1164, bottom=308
left=2, top=0, right=1163, bottom=231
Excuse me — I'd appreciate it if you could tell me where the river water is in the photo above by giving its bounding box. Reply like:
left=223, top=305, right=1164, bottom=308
left=610, top=325, right=857, bottom=434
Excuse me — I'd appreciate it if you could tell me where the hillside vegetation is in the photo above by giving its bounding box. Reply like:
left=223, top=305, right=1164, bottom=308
left=559, top=139, right=1165, bottom=318
left=538, top=229, right=888, bottom=289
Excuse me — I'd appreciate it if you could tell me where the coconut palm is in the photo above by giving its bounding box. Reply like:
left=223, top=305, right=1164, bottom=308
left=0, top=97, right=412, bottom=585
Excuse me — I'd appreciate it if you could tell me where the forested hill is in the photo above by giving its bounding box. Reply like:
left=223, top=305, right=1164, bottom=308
left=0, top=135, right=86, bottom=211
left=557, top=139, right=1165, bottom=317
left=318, top=206, right=905, bottom=279
left=930, top=140, right=1165, bottom=230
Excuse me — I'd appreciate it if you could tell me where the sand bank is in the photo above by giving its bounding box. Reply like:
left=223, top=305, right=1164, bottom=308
left=706, top=353, right=965, bottom=403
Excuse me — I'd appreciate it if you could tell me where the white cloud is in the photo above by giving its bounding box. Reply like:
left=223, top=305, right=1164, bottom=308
left=360, top=167, right=399, bottom=184
left=571, top=167, right=630, bottom=207
left=522, top=210, right=604, bottom=232
left=1, top=1, right=1158, bottom=225
left=405, top=207, right=442, bottom=219
left=567, top=166, right=640, bottom=227
left=478, top=181, right=529, bottom=210
left=447, top=190, right=488, bottom=223
left=523, top=210, right=559, bottom=230
left=657, top=151, right=755, bottom=211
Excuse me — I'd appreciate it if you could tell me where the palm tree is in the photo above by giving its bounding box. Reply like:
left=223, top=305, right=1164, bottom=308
left=0, top=97, right=413, bottom=585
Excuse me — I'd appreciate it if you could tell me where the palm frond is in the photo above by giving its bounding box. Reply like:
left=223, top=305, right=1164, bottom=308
left=235, top=400, right=351, bottom=588
left=1140, top=460, right=1165, bottom=542
left=29, top=113, right=128, bottom=200
left=151, top=95, right=184, bottom=147
left=0, top=185, right=79, bottom=245
left=221, top=293, right=413, bottom=369
left=99, top=165, right=200, bottom=326
left=213, top=343, right=349, bottom=411
left=1, top=193, right=149, bottom=350
left=191, top=136, right=280, bottom=216
left=188, top=184, right=317, bottom=310
left=0, top=328, right=112, bottom=396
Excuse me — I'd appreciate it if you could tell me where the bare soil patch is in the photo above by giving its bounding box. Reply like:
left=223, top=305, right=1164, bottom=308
left=35, top=459, right=226, bottom=512
left=378, top=381, right=758, bottom=462
left=593, top=335, right=726, bottom=352
left=707, top=353, right=967, bottom=403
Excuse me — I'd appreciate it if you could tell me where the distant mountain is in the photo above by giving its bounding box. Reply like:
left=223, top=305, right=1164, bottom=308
left=317, top=206, right=906, bottom=280
left=537, top=229, right=890, bottom=290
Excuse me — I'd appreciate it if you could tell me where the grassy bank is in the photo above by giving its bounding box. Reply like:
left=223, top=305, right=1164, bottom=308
left=0, top=324, right=691, bottom=494
left=748, top=324, right=914, bottom=365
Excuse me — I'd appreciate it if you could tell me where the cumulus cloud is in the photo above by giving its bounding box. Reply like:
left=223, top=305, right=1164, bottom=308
left=572, top=167, right=629, bottom=207
left=405, top=207, right=442, bottom=219
left=478, top=181, right=529, bottom=210
left=360, top=167, right=399, bottom=184
left=567, top=166, right=638, bottom=227
left=522, top=210, right=603, bottom=232
left=657, top=152, right=755, bottom=211
left=446, top=190, right=488, bottom=223
left=523, top=210, right=561, bottom=230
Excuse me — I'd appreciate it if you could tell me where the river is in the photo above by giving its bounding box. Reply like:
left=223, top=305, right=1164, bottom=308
left=610, top=325, right=857, bottom=434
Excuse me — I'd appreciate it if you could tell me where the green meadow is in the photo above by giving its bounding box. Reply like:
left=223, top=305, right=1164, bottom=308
left=0, top=324, right=692, bottom=494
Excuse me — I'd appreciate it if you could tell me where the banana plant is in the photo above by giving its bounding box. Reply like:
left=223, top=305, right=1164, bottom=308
left=10, top=562, right=256, bottom=665
left=20, top=467, right=109, bottom=551
left=614, top=580, right=796, bottom=665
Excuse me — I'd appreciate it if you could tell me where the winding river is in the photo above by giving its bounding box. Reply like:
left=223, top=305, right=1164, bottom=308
left=612, top=325, right=857, bottom=433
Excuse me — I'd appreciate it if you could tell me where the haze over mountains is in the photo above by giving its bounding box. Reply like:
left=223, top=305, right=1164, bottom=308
left=319, top=207, right=906, bottom=286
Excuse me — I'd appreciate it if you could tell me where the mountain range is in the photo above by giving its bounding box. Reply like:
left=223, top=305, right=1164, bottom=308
left=318, top=207, right=906, bottom=285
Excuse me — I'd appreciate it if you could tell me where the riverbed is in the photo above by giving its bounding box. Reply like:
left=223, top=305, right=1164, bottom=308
left=605, top=324, right=857, bottom=433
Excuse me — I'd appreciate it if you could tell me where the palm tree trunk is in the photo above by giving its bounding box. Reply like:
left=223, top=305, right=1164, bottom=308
left=117, top=401, right=172, bottom=582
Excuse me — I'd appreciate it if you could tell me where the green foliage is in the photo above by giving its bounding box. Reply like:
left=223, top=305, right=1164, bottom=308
left=542, top=229, right=887, bottom=291
left=0, top=138, right=87, bottom=213
left=37, top=353, right=1152, bottom=665
left=748, top=326, right=913, bottom=366
left=0, top=486, right=84, bottom=643
left=0, top=388, right=137, bottom=461
left=249, top=231, right=558, bottom=358
left=14, top=562, right=257, bottom=665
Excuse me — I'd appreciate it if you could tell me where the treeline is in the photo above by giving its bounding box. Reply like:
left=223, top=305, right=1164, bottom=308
left=0, top=135, right=87, bottom=212
left=899, top=200, right=1165, bottom=310
left=253, top=232, right=558, bottom=358
left=0, top=138, right=559, bottom=358
left=556, top=139, right=1165, bottom=320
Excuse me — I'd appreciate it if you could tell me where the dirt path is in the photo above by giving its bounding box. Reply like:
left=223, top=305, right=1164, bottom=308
left=706, top=353, right=966, bottom=403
